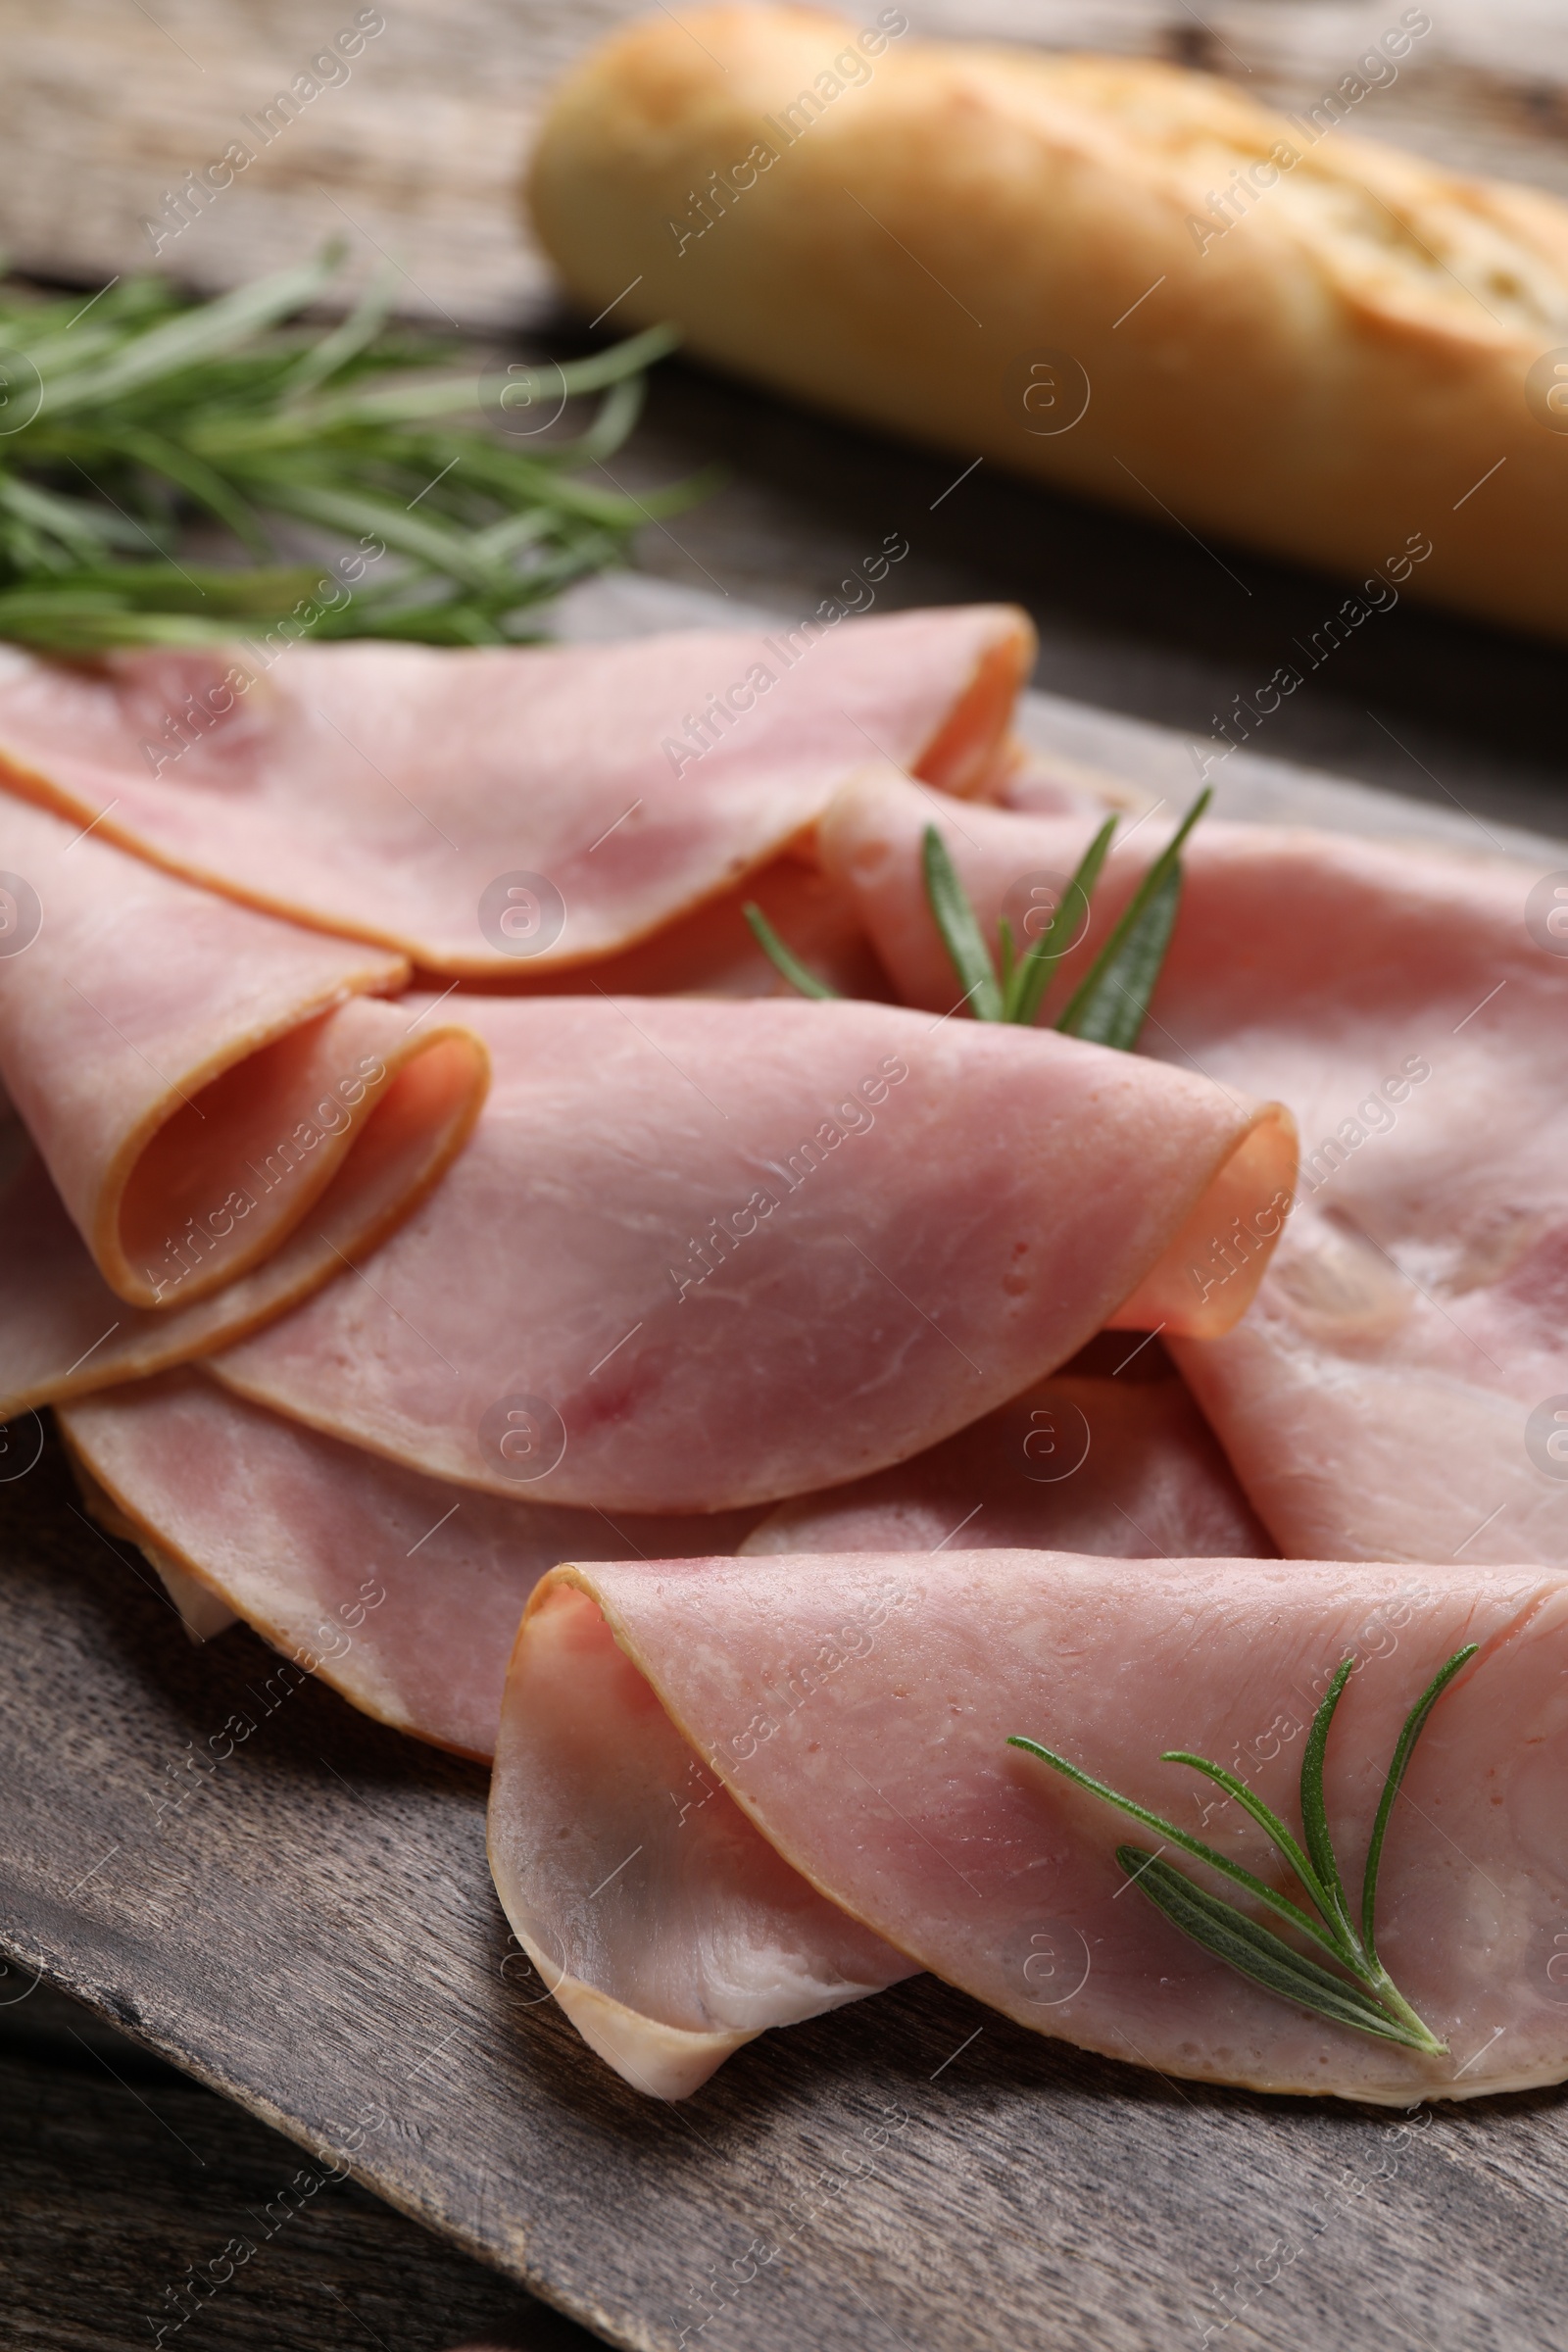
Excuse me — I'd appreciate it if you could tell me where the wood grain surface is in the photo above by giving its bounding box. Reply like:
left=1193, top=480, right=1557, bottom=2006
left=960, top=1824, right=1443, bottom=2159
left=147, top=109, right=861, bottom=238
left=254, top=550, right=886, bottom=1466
left=4, top=1, right=1568, bottom=326
left=0, top=1988, right=589, bottom=2351
left=5, top=1423, right=1568, bottom=2352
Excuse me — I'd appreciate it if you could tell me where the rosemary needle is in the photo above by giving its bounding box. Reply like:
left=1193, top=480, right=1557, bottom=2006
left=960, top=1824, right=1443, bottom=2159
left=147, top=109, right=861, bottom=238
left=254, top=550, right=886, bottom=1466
left=742, top=904, right=841, bottom=1000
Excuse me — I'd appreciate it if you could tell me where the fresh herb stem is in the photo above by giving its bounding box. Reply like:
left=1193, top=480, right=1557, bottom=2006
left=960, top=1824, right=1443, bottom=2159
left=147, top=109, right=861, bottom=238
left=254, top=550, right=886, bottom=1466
left=0, top=250, right=700, bottom=650
left=996, top=914, right=1018, bottom=995
left=744, top=904, right=842, bottom=1000
left=1008, top=1642, right=1480, bottom=2055
left=922, top=826, right=1004, bottom=1019
left=1358, top=1642, right=1477, bottom=1965
left=1055, top=787, right=1211, bottom=1048
left=1003, top=816, right=1116, bottom=1026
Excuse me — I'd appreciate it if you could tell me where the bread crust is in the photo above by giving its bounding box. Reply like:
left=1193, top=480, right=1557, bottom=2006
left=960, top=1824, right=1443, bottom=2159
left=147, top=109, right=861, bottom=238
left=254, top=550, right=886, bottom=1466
left=528, top=5, right=1568, bottom=640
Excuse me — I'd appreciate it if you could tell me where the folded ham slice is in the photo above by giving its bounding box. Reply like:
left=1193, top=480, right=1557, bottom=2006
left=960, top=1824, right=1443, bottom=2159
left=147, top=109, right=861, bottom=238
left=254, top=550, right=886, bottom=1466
left=0, top=608, right=1030, bottom=974
left=0, top=794, right=487, bottom=1310
left=57, top=1370, right=760, bottom=1758
left=489, top=1550, right=1568, bottom=2102
left=211, top=995, right=1295, bottom=1511
left=742, top=1351, right=1275, bottom=1560
left=821, top=769, right=1568, bottom=1567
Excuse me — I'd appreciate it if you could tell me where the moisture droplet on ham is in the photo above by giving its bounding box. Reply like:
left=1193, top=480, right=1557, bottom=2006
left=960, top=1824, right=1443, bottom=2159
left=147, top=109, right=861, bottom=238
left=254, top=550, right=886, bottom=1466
left=58, top=1370, right=760, bottom=1758
left=821, top=767, right=1568, bottom=1566
left=0, top=793, right=488, bottom=1309
left=211, top=995, right=1296, bottom=1512
left=0, top=608, right=1030, bottom=973
left=743, top=1353, right=1275, bottom=1560
left=489, top=1550, right=1568, bottom=2102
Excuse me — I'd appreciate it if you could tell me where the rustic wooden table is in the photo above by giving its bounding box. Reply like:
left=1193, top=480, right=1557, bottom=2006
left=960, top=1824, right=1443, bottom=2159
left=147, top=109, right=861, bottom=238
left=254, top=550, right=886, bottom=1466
left=3, top=7, right=1568, bottom=2350
left=0, top=1986, right=591, bottom=2351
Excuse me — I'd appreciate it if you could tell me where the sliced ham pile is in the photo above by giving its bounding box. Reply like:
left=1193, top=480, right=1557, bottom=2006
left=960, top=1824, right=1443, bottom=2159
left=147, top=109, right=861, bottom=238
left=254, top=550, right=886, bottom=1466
left=8, top=598, right=1564, bottom=2113
left=742, top=1342, right=1275, bottom=1561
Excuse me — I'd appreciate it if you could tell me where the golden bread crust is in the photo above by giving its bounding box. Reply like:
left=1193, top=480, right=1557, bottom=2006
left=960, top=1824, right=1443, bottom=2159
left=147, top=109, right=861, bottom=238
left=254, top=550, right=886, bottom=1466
left=529, top=5, right=1568, bottom=637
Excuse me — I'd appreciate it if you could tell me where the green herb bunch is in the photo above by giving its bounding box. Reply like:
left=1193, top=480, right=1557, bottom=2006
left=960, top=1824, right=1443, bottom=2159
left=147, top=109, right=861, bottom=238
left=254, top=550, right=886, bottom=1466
left=747, top=788, right=1209, bottom=1048
left=0, top=247, right=695, bottom=652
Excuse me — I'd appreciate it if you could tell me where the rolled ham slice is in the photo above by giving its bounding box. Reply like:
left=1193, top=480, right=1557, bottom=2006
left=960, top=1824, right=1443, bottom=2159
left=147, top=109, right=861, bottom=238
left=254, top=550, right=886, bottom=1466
left=0, top=1035, right=485, bottom=1421
left=489, top=1549, right=1568, bottom=2102
left=0, top=794, right=487, bottom=1309
left=742, top=1349, right=1274, bottom=1560
left=212, top=995, right=1295, bottom=1511
left=57, top=1370, right=760, bottom=1758
left=821, top=769, right=1568, bottom=1567
left=0, top=608, right=1030, bottom=975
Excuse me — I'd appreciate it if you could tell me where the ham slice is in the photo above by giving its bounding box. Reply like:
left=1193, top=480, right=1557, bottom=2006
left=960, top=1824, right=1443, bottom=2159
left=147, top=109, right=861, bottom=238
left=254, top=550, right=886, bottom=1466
left=0, top=1039, right=485, bottom=1421
left=0, top=609, right=1030, bottom=975
left=70, top=1447, right=242, bottom=1643
left=820, top=769, right=1568, bottom=1567
left=742, top=1348, right=1275, bottom=1560
left=489, top=1549, right=1568, bottom=2101
left=494, top=848, right=893, bottom=1004
left=211, top=995, right=1296, bottom=1511
left=490, top=1554, right=918, bottom=2099
left=0, top=794, right=487, bottom=1309
left=57, top=1370, right=760, bottom=1758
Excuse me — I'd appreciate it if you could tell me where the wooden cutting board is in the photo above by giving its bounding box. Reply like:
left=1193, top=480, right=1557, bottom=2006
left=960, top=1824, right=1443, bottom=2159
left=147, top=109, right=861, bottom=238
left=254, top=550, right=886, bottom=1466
left=2, top=595, right=1565, bottom=2351
left=6, top=1428, right=1568, bottom=2352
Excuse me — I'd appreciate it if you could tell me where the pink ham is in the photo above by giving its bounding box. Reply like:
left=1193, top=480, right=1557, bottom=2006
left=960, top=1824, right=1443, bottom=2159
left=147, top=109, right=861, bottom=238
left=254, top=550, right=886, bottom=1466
left=69, top=1434, right=242, bottom=1643
left=211, top=994, right=1295, bottom=1511
left=743, top=1348, right=1274, bottom=1560
left=489, top=1549, right=1568, bottom=2101
left=0, top=1038, right=485, bottom=1421
left=0, top=609, right=1030, bottom=975
left=821, top=768, right=1568, bottom=1567
left=491, top=847, right=893, bottom=1005
left=57, top=1370, right=760, bottom=1758
left=0, top=794, right=488, bottom=1310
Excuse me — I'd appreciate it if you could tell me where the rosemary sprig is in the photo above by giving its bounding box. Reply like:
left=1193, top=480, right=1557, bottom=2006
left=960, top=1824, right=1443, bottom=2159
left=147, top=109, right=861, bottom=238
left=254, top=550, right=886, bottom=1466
left=1008, top=1642, right=1480, bottom=2053
left=746, top=791, right=1207, bottom=1047
left=0, top=249, right=701, bottom=649
left=1055, top=787, right=1210, bottom=1049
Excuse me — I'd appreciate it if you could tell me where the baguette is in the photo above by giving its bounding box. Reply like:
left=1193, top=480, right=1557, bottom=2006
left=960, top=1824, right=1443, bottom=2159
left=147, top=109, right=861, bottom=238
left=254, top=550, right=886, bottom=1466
left=528, top=5, right=1568, bottom=642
